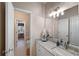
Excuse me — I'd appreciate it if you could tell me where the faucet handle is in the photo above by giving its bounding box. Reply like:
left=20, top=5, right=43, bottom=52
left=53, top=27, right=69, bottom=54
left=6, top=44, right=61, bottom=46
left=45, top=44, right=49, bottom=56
left=60, top=39, right=63, bottom=46
left=64, top=41, right=69, bottom=49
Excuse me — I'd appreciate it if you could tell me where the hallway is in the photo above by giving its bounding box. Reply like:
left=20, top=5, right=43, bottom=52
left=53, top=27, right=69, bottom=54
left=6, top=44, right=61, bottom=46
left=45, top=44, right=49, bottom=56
left=16, top=39, right=26, bottom=56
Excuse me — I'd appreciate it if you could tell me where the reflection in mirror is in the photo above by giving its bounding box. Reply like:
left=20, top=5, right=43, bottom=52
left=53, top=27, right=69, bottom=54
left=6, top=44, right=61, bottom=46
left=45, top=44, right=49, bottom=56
left=70, top=15, right=79, bottom=46
left=58, top=18, right=68, bottom=44
left=58, top=15, right=79, bottom=50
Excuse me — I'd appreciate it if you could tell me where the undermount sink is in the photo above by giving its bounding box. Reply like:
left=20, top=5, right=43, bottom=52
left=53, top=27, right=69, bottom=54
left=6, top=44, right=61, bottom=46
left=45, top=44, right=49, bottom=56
left=50, top=46, right=73, bottom=56
left=52, top=45, right=79, bottom=56
left=63, top=47, right=79, bottom=56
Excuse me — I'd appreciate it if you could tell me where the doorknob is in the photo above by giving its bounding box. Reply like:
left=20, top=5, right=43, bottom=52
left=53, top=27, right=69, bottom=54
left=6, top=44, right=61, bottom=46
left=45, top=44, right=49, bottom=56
left=9, top=48, right=13, bottom=51
left=2, top=48, right=13, bottom=54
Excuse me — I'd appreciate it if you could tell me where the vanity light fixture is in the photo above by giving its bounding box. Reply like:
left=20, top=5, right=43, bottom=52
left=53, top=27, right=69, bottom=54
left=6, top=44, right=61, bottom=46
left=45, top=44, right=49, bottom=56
left=49, top=7, right=64, bottom=18
left=56, top=12, right=59, bottom=17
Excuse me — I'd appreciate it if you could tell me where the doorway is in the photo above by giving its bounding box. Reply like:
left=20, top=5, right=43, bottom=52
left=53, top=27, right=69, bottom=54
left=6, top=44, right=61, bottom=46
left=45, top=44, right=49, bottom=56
left=14, top=9, right=30, bottom=56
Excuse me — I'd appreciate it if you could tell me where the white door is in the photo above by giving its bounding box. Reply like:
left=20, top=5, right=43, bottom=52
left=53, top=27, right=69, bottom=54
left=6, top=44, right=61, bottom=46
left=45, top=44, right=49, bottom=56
left=5, top=2, right=14, bottom=56
left=58, top=18, right=68, bottom=42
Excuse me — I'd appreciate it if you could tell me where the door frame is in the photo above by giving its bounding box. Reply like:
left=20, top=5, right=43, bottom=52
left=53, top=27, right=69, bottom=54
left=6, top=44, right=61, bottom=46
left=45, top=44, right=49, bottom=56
left=14, top=8, right=32, bottom=56
left=5, top=2, right=15, bottom=56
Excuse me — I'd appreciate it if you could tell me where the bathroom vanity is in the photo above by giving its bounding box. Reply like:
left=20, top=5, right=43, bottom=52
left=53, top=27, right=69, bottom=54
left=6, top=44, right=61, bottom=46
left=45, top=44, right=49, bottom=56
left=36, top=39, right=79, bottom=56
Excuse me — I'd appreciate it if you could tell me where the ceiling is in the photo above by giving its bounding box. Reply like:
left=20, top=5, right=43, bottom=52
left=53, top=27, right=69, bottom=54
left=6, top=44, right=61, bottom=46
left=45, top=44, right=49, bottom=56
left=46, top=2, right=78, bottom=13
left=13, top=2, right=78, bottom=9
left=13, top=2, right=79, bottom=15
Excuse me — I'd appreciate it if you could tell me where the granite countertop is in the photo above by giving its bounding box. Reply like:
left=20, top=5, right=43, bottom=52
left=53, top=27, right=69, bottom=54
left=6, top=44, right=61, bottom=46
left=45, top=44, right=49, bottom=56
left=37, top=40, right=74, bottom=56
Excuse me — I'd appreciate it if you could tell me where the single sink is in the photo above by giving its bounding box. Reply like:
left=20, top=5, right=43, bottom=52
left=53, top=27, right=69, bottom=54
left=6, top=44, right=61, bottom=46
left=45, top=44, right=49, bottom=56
left=57, top=46, right=79, bottom=56
left=51, top=46, right=74, bottom=56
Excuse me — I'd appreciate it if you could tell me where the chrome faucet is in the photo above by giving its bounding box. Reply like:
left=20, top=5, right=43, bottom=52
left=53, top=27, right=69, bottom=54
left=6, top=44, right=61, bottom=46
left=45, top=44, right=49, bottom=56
left=64, top=40, right=70, bottom=49
left=56, top=39, right=70, bottom=49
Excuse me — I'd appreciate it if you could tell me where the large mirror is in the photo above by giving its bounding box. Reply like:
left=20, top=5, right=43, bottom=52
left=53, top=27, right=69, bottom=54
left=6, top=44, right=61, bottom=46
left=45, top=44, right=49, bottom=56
left=58, top=15, right=79, bottom=47
left=57, top=4, right=79, bottom=47
left=70, top=15, right=79, bottom=46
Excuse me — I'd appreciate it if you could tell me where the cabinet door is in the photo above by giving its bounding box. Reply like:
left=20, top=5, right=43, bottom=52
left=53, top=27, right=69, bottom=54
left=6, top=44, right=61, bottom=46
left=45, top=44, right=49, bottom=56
left=70, top=15, right=79, bottom=46
left=36, top=41, right=40, bottom=56
left=36, top=42, right=53, bottom=56
left=39, top=46, right=53, bottom=56
left=58, top=18, right=68, bottom=42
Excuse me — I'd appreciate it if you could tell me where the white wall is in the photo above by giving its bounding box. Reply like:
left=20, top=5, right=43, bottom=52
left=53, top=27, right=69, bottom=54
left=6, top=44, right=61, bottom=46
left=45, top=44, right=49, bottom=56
left=13, top=2, right=54, bottom=55
left=6, top=2, right=14, bottom=56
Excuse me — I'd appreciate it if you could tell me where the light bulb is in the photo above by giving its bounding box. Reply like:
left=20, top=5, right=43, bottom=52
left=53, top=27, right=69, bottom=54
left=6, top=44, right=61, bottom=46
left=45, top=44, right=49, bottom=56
left=61, top=11, right=64, bottom=15
left=53, top=14, right=56, bottom=18
left=49, top=12, right=54, bottom=17
left=56, top=12, right=59, bottom=17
